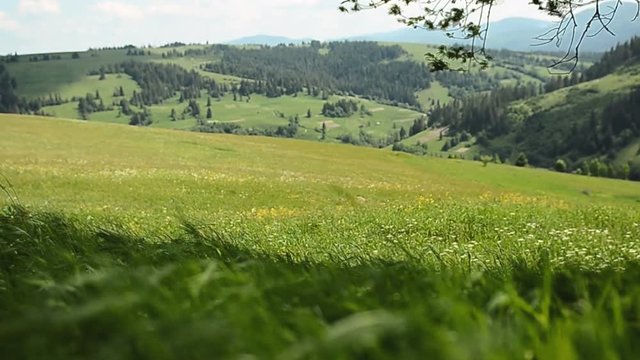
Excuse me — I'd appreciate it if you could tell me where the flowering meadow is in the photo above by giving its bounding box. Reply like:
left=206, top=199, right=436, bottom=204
left=1, top=115, right=640, bottom=359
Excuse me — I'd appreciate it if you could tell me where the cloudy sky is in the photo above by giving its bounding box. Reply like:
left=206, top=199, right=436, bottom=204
left=0, top=0, right=555, bottom=54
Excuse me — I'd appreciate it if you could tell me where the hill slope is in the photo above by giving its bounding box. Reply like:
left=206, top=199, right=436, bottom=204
left=2, top=114, right=639, bottom=219
left=483, top=56, right=640, bottom=175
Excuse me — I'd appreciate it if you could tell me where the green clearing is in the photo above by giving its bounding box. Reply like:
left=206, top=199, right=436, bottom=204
left=615, top=139, right=640, bottom=165
left=1, top=115, right=640, bottom=358
left=416, top=81, right=452, bottom=107
left=4, top=50, right=146, bottom=98
left=44, top=91, right=423, bottom=142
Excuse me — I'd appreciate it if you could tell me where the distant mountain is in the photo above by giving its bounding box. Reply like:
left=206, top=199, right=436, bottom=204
left=226, top=35, right=314, bottom=46
left=347, top=2, right=640, bottom=52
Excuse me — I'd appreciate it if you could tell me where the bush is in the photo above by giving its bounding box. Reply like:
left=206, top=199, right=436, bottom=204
left=480, top=155, right=493, bottom=167
left=554, top=159, right=567, bottom=173
left=515, top=152, right=528, bottom=167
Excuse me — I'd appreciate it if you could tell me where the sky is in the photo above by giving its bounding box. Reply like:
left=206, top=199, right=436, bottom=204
left=0, top=0, right=556, bottom=54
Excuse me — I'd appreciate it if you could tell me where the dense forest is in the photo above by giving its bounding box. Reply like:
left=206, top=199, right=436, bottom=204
left=204, top=42, right=432, bottom=108
left=429, top=83, right=543, bottom=137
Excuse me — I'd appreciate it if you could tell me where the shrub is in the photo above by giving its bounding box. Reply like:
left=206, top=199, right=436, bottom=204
left=515, top=152, right=528, bottom=167
left=554, top=159, right=567, bottom=173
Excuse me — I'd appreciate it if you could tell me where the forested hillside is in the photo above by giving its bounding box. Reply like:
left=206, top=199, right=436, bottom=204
left=205, top=42, right=432, bottom=108
left=429, top=37, right=640, bottom=180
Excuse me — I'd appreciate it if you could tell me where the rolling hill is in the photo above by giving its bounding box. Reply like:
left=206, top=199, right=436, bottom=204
left=0, top=40, right=553, bottom=151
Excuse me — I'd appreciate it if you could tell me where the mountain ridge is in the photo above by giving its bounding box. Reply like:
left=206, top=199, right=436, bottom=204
left=228, top=2, right=640, bottom=52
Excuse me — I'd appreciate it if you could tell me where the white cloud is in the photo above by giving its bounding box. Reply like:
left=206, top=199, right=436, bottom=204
left=18, top=0, right=60, bottom=14
left=0, top=11, right=20, bottom=31
left=93, top=1, right=144, bottom=20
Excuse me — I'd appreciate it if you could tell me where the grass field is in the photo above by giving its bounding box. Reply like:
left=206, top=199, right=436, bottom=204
left=1, top=115, right=639, bottom=358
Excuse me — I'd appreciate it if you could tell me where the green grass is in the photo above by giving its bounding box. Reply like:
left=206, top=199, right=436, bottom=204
left=4, top=115, right=639, bottom=216
left=2, top=205, right=640, bottom=359
left=1, top=115, right=640, bottom=359
left=521, top=64, right=640, bottom=112
left=416, top=81, right=452, bottom=108
left=42, top=74, right=141, bottom=119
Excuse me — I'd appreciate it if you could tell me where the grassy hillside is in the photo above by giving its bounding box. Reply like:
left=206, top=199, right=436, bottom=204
left=42, top=91, right=423, bottom=141
left=1, top=115, right=640, bottom=358
left=3, top=115, right=638, bottom=218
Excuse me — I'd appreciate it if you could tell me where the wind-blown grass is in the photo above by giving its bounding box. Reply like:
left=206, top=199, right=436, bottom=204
left=1, top=205, right=639, bottom=359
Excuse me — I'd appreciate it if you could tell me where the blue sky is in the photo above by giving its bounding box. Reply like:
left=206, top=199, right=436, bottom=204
left=0, top=0, right=554, bottom=54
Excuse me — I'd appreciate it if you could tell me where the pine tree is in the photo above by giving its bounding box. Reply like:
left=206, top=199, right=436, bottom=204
left=399, top=126, right=407, bottom=139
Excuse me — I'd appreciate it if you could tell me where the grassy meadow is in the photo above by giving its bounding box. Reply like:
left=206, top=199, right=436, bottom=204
left=1, top=114, right=640, bottom=358
left=43, top=89, right=424, bottom=142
